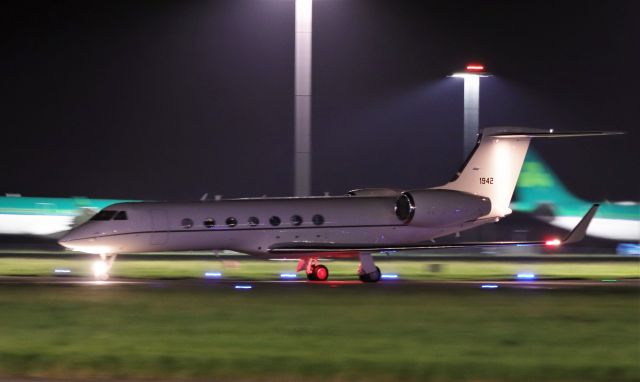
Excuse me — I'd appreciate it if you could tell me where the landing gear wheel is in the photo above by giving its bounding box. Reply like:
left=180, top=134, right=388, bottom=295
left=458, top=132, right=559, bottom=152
left=313, top=265, right=329, bottom=281
left=359, top=266, right=381, bottom=283
left=306, top=265, right=329, bottom=281
left=93, top=254, right=117, bottom=281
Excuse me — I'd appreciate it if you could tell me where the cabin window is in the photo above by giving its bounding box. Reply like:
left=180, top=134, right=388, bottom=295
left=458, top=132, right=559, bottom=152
left=91, top=210, right=117, bottom=221
left=113, top=211, right=128, bottom=220
left=312, top=214, right=324, bottom=225
left=181, top=218, right=194, bottom=229
left=269, top=216, right=281, bottom=226
left=226, top=217, right=237, bottom=227
left=248, top=216, right=259, bottom=226
left=290, top=215, right=303, bottom=226
left=204, top=218, right=215, bottom=228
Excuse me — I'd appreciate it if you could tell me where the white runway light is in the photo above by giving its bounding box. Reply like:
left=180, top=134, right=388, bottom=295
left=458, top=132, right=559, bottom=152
left=381, top=274, right=399, bottom=280
left=54, top=268, right=72, bottom=274
left=280, top=273, right=298, bottom=279
left=204, top=271, right=222, bottom=278
left=234, top=285, right=253, bottom=290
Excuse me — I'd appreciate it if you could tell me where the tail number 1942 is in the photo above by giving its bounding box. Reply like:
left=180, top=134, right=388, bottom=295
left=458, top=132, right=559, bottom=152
left=480, top=177, right=494, bottom=184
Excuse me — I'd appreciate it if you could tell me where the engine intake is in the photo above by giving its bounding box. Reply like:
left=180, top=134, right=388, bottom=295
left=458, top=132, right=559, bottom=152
left=395, top=189, right=491, bottom=227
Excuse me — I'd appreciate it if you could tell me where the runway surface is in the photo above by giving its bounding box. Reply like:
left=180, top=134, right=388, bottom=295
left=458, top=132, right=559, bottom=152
left=1, top=275, right=637, bottom=290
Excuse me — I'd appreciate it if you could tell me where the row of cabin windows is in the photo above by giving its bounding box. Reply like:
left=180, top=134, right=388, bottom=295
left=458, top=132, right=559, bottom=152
left=180, top=214, right=325, bottom=229
left=91, top=210, right=128, bottom=221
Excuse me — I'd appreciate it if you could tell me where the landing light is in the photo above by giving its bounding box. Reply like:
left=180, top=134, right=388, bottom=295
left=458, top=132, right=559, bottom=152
left=92, top=261, right=109, bottom=279
left=545, top=238, right=562, bottom=247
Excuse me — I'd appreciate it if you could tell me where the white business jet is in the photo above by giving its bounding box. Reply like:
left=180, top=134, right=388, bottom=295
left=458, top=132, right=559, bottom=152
left=59, top=127, right=617, bottom=281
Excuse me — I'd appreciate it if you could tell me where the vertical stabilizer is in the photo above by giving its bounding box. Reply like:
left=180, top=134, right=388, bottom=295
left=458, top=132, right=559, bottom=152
left=437, top=128, right=531, bottom=219
left=435, top=128, right=620, bottom=220
left=514, top=149, right=583, bottom=208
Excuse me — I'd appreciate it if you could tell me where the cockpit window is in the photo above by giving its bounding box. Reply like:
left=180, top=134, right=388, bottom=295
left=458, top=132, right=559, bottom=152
left=91, top=210, right=117, bottom=221
left=113, top=211, right=128, bottom=220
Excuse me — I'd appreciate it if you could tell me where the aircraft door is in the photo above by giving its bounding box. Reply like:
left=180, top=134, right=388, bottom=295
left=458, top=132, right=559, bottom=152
left=149, top=209, right=169, bottom=245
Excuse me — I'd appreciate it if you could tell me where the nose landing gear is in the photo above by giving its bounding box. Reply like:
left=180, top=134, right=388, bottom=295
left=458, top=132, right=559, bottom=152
left=93, top=253, right=117, bottom=281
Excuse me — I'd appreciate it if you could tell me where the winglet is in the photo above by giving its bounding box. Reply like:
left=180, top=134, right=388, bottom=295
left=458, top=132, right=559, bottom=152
left=562, top=204, right=600, bottom=244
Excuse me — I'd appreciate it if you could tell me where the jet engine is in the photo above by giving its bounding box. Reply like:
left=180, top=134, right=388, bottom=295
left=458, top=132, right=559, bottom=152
left=395, top=189, right=491, bottom=227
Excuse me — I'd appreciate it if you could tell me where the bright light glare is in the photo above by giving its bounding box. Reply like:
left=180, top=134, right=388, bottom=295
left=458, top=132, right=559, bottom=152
left=54, top=269, right=71, bottom=274
left=204, top=272, right=222, bottom=278
left=451, top=72, right=489, bottom=79
left=516, top=273, right=536, bottom=280
left=481, top=284, right=499, bottom=289
left=280, top=273, right=297, bottom=279
left=381, top=274, right=399, bottom=279
left=545, top=238, right=562, bottom=247
left=92, top=260, right=109, bottom=279
left=234, top=285, right=253, bottom=290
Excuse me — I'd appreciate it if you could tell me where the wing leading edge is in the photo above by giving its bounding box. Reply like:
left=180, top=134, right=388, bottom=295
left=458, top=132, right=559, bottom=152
left=268, top=204, right=599, bottom=254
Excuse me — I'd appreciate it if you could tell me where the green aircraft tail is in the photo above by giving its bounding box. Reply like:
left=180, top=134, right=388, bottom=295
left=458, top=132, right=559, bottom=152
left=513, top=149, right=583, bottom=212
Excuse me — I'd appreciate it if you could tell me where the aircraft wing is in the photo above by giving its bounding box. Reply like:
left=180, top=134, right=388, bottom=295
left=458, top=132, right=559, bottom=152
left=268, top=204, right=599, bottom=254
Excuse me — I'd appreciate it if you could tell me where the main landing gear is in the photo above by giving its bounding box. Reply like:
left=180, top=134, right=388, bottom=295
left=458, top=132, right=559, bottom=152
left=357, top=253, right=381, bottom=283
left=296, top=253, right=382, bottom=283
left=92, top=253, right=117, bottom=281
left=297, top=258, right=329, bottom=281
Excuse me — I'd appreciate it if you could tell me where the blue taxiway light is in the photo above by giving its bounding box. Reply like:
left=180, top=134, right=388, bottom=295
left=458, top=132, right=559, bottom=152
left=204, top=272, right=222, bottom=278
left=481, top=284, right=499, bottom=289
left=381, top=274, right=399, bottom=280
left=54, top=269, right=72, bottom=274
left=234, top=285, right=253, bottom=290
left=280, top=273, right=297, bottom=279
left=516, top=273, right=536, bottom=280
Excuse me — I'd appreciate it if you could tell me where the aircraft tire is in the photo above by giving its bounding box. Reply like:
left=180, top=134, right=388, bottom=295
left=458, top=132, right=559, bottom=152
left=313, top=265, right=329, bottom=281
left=359, top=267, right=381, bottom=283
left=306, top=271, right=317, bottom=281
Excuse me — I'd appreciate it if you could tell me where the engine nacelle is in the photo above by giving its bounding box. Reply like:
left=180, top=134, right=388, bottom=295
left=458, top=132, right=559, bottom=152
left=347, top=188, right=402, bottom=197
left=395, top=189, right=491, bottom=227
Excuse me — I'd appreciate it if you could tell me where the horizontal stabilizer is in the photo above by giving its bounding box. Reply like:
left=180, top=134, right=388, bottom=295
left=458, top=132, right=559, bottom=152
left=268, top=204, right=600, bottom=254
left=562, top=204, right=599, bottom=244
left=483, top=127, right=624, bottom=139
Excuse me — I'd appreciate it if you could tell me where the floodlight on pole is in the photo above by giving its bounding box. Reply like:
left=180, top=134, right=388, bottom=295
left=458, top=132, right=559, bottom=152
left=294, top=0, right=312, bottom=196
left=450, top=64, right=490, bottom=160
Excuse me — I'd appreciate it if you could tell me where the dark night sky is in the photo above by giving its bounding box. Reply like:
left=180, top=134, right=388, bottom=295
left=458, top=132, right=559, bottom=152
left=2, top=0, right=639, bottom=202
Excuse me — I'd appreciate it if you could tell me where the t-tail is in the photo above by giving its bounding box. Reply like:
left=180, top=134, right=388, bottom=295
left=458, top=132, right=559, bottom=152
left=436, top=127, right=623, bottom=220
left=512, top=148, right=583, bottom=212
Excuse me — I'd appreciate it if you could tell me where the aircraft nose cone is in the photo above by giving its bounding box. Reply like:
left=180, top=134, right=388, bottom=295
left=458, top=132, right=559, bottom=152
left=57, top=228, right=87, bottom=249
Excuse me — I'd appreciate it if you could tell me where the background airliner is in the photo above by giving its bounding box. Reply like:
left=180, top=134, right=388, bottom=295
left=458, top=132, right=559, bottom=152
left=511, top=149, right=640, bottom=242
left=0, top=195, right=132, bottom=237
left=60, top=127, right=615, bottom=281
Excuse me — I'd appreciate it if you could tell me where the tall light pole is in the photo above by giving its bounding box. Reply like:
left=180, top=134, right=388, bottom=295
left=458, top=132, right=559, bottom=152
left=451, top=64, right=489, bottom=160
left=294, top=0, right=312, bottom=196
